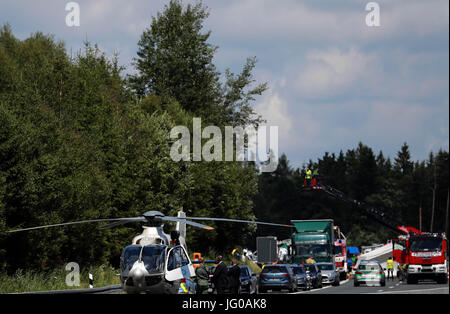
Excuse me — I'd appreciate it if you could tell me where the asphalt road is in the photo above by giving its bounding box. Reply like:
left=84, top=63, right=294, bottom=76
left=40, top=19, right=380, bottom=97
left=259, top=277, right=449, bottom=295
left=293, top=277, right=449, bottom=294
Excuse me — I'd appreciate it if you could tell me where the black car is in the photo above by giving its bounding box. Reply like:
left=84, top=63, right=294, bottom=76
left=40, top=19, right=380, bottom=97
left=305, top=264, right=323, bottom=289
left=227, top=265, right=258, bottom=294
left=291, top=264, right=312, bottom=291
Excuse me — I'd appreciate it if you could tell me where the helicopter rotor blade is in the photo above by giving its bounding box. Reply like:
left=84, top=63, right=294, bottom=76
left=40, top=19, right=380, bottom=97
left=163, top=217, right=214, bottom=230
left=185, top=217, right=294, bottom=228
left=97, top=217, right=146, bottom=230
left=6, top=218, right=143, bottom=233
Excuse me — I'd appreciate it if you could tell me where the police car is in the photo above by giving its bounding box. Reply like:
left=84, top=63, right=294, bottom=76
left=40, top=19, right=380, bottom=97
left=353, top=260, right=386, bottom=287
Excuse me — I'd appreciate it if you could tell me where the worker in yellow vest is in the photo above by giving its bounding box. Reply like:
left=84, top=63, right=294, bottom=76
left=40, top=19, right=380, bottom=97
left=305, top=168, right=312, bottom=187
left=387, top=257, right=394, bottom=280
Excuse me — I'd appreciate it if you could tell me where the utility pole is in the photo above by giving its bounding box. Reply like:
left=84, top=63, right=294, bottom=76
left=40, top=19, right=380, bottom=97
left=445, top=189, right=449, bottom=237
left=430, top=161, right=437, bottom=233
left=419, top=200, right=422, bottom=232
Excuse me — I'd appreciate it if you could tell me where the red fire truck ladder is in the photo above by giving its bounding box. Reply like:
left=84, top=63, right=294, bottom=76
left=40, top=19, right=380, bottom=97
left=312, top=183, right=421, bottom=236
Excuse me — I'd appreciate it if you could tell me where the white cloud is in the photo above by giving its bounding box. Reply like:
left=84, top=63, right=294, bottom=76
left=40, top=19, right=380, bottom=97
left=207, top=0, right=449, bottom=44
left=294, top=47, right=382, bottom=99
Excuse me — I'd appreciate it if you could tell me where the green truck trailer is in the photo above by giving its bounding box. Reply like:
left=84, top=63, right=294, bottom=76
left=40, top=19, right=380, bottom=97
left=291, top=220, right=335, bottom=264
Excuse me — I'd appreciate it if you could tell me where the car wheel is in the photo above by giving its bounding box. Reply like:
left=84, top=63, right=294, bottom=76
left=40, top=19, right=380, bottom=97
left=380, top=280, right=386, bottom=287
left=259, top=287, right=266, bottom=294
left=354, top=281, right=359, bottom=287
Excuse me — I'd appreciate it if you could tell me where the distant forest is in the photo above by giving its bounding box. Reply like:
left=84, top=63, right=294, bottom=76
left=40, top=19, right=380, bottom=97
left=1, top=1, right=448, bottom=273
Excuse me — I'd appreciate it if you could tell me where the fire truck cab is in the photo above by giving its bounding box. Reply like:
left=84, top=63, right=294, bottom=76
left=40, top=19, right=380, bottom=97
left=393, top=233, right=448, bottom=284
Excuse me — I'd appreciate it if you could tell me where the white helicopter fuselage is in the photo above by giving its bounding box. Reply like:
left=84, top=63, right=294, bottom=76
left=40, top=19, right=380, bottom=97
left=120, top=214, right=195, bottom=294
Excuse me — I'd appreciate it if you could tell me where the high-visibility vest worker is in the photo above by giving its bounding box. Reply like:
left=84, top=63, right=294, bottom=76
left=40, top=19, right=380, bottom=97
left=313, top=169, right=319, bottom=178
left=387, top=258, right=394, bottom=269
left=306, top=169, right=312, bottom=179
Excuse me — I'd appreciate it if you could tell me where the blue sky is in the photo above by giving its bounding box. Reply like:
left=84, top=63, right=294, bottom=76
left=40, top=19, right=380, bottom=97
left=1, top=0, right=448, bottom=168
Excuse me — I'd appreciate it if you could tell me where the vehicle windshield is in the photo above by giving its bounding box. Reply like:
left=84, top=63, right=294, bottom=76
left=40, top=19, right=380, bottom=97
left=317, top=264, right=334, bottom=271
left=141, top=245, right=166, bottom=273
left=261, top=266, right=288, bottom=274
left=122, top=245, right=141, bottom=270
left=121, top=245, right=166, bottom=273
left=334, top=245, right=343, bottom=255
left=292, top=267, right=305, bottom=274
left=305, top=265, right=316, bottom=272
left=296, top=244, right=330, bottom=257
left=393, top=240, right=406, bottom=251
left=358, top=264, right=380, bottom=271
left=410, top=237, right=442, bottom=252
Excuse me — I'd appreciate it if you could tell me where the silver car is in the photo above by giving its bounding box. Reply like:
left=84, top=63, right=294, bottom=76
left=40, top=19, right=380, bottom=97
left=316, top=262, right=340, bottom=286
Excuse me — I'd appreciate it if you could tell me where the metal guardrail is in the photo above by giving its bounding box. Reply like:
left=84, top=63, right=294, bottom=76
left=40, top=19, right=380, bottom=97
left=12, top=284, right=122, bottom=294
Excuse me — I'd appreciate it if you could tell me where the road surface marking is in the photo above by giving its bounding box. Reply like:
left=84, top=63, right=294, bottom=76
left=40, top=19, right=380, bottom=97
left=368, top=287, right=449, bottom=294
left=292, top=280, right=350, bottom=294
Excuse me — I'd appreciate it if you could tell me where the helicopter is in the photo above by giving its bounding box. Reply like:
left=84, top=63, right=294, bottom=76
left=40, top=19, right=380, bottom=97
left=7, top=210, right=293, bottom=294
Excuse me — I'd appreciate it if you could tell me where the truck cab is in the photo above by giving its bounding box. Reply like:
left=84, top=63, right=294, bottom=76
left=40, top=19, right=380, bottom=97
left=291, top=220, right=334, bottom=264
left=406, top=234, right=448, bottom=284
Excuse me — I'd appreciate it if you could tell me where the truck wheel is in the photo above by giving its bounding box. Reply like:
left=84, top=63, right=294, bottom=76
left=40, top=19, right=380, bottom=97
left=407, top=276, right=417, bottom=284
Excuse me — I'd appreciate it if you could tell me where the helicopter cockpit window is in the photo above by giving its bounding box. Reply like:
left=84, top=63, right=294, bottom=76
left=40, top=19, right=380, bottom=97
left=141, top=245, right=166, bottom=273
left=167, top=246, right=190, bottom=271
left=121, top=245, right=142, bottom=270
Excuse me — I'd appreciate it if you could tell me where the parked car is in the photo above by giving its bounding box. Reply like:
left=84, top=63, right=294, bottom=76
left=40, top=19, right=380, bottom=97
left=227, top=265, right=258, bottom=294
left=354, top=260, right=386, bottom=287
left=316, top=262, right=340, bottom=286
left=291, top=264, right=312, bottom=291
left=305, top=264, right=323, bottom=289
left=258, top=264, right=298, bottom=293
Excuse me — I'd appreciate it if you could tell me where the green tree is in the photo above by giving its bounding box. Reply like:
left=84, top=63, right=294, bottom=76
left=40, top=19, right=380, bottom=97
left=130, top=0, right=266, bottom=127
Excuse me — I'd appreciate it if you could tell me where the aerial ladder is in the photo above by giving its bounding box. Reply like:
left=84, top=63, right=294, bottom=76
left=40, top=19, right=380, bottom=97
left=303, top=178, right=421, bottom=236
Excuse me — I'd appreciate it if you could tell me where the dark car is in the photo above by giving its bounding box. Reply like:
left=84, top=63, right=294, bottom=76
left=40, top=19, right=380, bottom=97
left=305, top=264, right=323, bottom=289
left=291, top=264, right=312, bottom=291
left=227, top=265, right=258, bottom=294
left=258, top=264, right=298, bottom=293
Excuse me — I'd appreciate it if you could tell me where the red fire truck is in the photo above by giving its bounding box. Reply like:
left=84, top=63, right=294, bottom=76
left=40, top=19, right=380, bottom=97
left=333, top=226, right=348, bottom=280
left=334, top=239, right=347, bottom=280
left=393, top=232, right=448, bottom=284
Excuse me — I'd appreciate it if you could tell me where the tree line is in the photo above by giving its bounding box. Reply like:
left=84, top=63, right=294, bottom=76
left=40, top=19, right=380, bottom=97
left=1, top=0, right=448, bottom=272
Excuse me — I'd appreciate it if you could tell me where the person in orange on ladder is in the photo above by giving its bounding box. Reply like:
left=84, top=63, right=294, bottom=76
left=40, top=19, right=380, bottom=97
left=312, top=168, right=319, bottom=187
